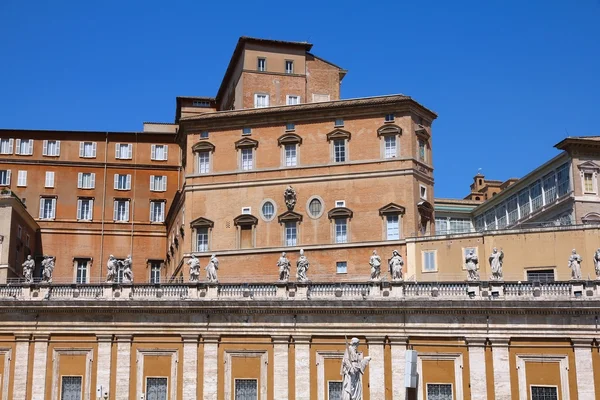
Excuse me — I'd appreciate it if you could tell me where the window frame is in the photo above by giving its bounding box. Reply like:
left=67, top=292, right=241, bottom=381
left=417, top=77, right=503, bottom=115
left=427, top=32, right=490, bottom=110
left=530, top=385, right=559, bottom=400
left=17, top=170, right=27, bottom=187
left=420, top=185, right=428, bottom=200
left=149, top=260, right=162, bottom=284
left=285, top=60, right=294, bottom=74
left=45, top=171, right=55, bottom=188
left=115, top=143, right=133, bottom=160
left=15, top=139, right=33, bottom=155
left=386, top=214, right=400, bottom=240
left=259, top=199, right=277, bottom=222
left=74, top=258, right=90, bottom=284
left=151, top=144, right=168, bottom=161
left=0, top=169, right=10, bottom=186
left=77, top=198, right=94, bottom=221
left=191, top=217, right=214, bottom=253
left=150, top=200, right=166, bottom=223
left=77, top=172, right=96, bottom=189
left=384, top=113, right=395, bottom=123
left=284, top=221, right=298, bottom=247
left=234, top=378, right=258, bottom=400
left=426, top=383, right=453, bottom=400
left=146, top=376, right=169, bottom=400
left=257, top=57, right=266, bottom=72
left=113, top=199, right=130, bottom=222
left=254, top=93, right=270, bottom=108
left=114, top=174, right=132, bottom=191
left=422, top=250, right=437, bottom=273
left=60, top=375, right=83, bottom=400
left=150, top=175, right=167, bottom=192
left=42, top=140, right=60, bottom=157
left=39, top=196, right=57, bottom=220
left=0, top=138, right=14, bottom=155
left=336, top=261, right=348, bottom=274
left=79, top=141, right=97, bottom=158
left=286, top=95, right=300, bottom=105
left=306, top=196, right=325, bottom=219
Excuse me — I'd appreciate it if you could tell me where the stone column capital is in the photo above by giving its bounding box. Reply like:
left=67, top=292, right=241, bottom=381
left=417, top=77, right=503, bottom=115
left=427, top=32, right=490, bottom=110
left=181, top=334, right=200, bottom=343
left=32, top=334, right=50, bottom=342
left=202, top=334, right=220, bottom=344
left=96, top=334, right=113, bottom=343
left=14, top=334, right=31, bottom=342
left=489, top=337, right=510, bottom=347
left=466, top=337, right=488, bottom=347
left=114, top=334, right=132, bottom=343
left=293, top=335, right=311, bottom=345
left=388, top=336, right=409, bottom=345
left=366, top=336, right=386, bottom=345
left=272, top=335, right=290, bottom=344
left=572, top=338, right=594, bottom=348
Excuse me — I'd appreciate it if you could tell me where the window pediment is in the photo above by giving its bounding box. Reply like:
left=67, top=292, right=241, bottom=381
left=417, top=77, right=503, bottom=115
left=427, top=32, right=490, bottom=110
left=326, top=129, right=351, bottom=142
left=415, top=124, right=430, bottom=139
left=379, top=202, right=406, bottom=216
left=278, top=133, right=303, bottom=146
left=189, top=217, right=214, bottom=229
left=233, top=214, right=258, bottom=226
left=327, top=206, right=353, bottom=220
left=578, top=161, right=600, bottom=172
left=192, top=141, right=215, bottom=153
left=377, top=124, right=402, bottom=137
left=278, top=210, right=303, bottom=223
left=235, top=137, right=259, bottom=150
left=582, top=212, right=600, bottom=223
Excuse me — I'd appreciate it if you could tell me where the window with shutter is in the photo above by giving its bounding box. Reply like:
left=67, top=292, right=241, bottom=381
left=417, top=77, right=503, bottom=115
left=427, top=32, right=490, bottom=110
left=17, top=170, right=27, bottom=187
left=0, top=138, right=13, bottom=154
left=0, top=170, right=11, bottom=186
left=386, top=215, right=399, bottom=240
left=45, top=171, right=55, bottom=188
left=423, top=251, right=436, bottom=272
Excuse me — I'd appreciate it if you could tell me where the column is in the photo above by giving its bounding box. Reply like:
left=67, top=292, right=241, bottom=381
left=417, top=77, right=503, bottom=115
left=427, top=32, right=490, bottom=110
left=294, top=335, right=311, bottom=400
left=13, top=334, right=30, bottom=400
left=203, top=335, right=220, bottom=400
left=466, top=337, right=488, bottom=400
left=31, top=334, right=50, bottom=400
left=389, top=336, right=408, bottom=400
left=272, top=336, right=290, bottom=400
left=572, top=338, right=596, bottom=399
left=115, top=335, right=132, bottom=400
left=366, top=337, right=385, bottom=399
left=182, top=335, right=199, bottom=400
left=96, top=335, right=113, bottom=399
left=491, top=338, right=511, bottom=400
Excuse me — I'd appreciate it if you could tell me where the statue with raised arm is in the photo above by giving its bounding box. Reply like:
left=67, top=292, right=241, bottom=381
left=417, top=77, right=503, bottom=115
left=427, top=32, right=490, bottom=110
left=122, top=255, right=133, bottom=283
left=22, top=255, right=35, bottom=283
left=296, top=249, right=309, bottom=282
left=369, top=250, right=382, bottom=281
left=206, top=254, right=219, bottom=283
left=489, top=248, right=504, bottom=281
left=277, top=252, right=291, bottom=282
left=594, top=248, right=600, bottom=280
left=465, top=250, right=480, bottom=281
left=106, top=255, right=118, bottom=283
left=341, top=337, right=372, bottom=400
left=568, top=249, right=582, bottom=280
left=41, top=255, right=55, bottom=283
left=284, top=185, right=297, bottom=211
left=188, top=254, right=201, bottom=282
left=388, top=250, right=404, bottom=281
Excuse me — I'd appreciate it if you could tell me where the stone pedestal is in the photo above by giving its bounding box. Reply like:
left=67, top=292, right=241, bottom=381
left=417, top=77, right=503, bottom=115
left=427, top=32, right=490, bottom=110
left=206, top=284, right=218, bottom=299
left=296, top=284, right=309, bottom=299
left=389, top=282, right=404, bottom=298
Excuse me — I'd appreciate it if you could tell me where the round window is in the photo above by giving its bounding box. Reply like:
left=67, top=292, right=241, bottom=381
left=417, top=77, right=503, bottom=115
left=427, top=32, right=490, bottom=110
left=261, top=201, right=275, bottom=221
left=308, top=197, right=323, bottom=218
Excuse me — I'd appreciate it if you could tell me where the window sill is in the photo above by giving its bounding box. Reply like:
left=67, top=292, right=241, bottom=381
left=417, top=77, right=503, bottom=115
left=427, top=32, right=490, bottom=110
left=42, top=155, right=60, bottom=157
left=80, top=156, right=96, bottom=159
left=114, top=220, right=130, bottom=223
left=421, top=269, right=438, bottom=273
left=150, top=159, right=168, bottom=162
left=77, top=219, right=93, bottom=222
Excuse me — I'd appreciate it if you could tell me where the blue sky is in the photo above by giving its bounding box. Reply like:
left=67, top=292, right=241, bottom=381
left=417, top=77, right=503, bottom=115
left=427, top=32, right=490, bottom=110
left=1, top=0, right=599, bottom=198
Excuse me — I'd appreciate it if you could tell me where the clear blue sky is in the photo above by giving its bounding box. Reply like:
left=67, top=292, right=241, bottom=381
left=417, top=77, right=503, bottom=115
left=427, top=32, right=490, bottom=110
left=1, top=0, right=599, bottom=198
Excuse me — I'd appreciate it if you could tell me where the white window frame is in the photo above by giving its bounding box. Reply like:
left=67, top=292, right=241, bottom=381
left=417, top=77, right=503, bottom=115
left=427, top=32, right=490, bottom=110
left=0, top=138, right=14, bottom=154
left=383, top=134, right=398, bottom=159
left=115, top=143, right=133, bottom=160
left=286, top=95, right=300, bottom=105
left=150, top=175, right=167, bottom=192
left=240, top=148, right=254, bottom=171
left=335, top=200, right=346, bottom=207
left=151, top=144, right=168, bottom=161
left=17, top=170, right=27, bottom=187
left=334, top=218, right=348, bottom=243
left=74, top=259, right=89, bottom=284
left=77, top=172, right=96, bottom=189
left=79, top=141, right=97, bottom=158
left=195, top=227, right=209, bottom=252
left=284, top=143, right=298, bottom=167
left=386, top=215, right=400, bottom=240
left=149, top=261, right=162, bottom=284
left=42, top=140, right=60, bottom=157
left=114, top=174, right=132, bottom=190
left=284, top=221, right=297, bottom=246
left=259, top=199, right=276, bottom=222
left=241, top=207, right=251, bottom=215
left=257, top=57, right=266, bottom=72
left=0, top=170, right=10, bottom=186
left=285, top=60, right=294, bottom=74
left=332, top=139, right=347, bottom=163
left=150, top=200, right=165, bottom=223
left=420, top=185, right=428, bottom=200
left=197, top=151, right=211, bottom=174
left=336, top=261, right=347, bottom=274
left=384, top=113, right=395, bottom=122
left=113, top=199, right=130, bottom=222
left=15, top=139, right=33, bottom=155
left=254, top=93, right=269, bottom=108
left=39, top=197, right=57, bottom=220
left=422, top=250, right=437, bottom=272
left=77, top=198, right=94, bottom=221
left=582, top=171, right=597, bottom=194
left=45, top=171, right=55, bottom=188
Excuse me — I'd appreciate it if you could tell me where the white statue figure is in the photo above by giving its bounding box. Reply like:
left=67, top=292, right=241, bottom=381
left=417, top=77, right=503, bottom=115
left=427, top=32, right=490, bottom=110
left=277, top=252, right=291, bottom=282
left=188, top=255, right=201, bottom=282
left=568, top=249, right=582, bottom=280
left=341, top=337, right=372, bottom=400
left=41, top=255, right=55, bottom=283
left=465, top=250, right=480, bottom=281
left=388, top=250, right=404, bottom=281
left=594, top=248, right=600, bottom=280
left=369, top=250, right=382, bottom=281
left=106, top=255, right=118, bottom=283
left=121, top=255, right=133, bottom=283
left=489, top=248, right=504, bottom=281
left=284, top=185, right=297, bottom=211
left=296, top=249, right=310, bottom=282
left=206, top=254, right=219, bottom=283
left=22, top=255, right=35, bottom=283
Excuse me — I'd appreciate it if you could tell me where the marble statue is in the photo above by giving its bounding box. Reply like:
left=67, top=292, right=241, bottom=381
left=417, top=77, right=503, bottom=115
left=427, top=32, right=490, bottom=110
left=568, top=249, right=582, bottom=280
left=489, top=248, right=504, bottom=281
left=41, top=255, right=55, bottom=283
left=296, top=249, right=309, bottom=282
left=206, top=254, right=219, bottom=283
left=388, top=250, right=404, bottom=281
left=188, top=255, right=201, bottom=282
left=106, top=255, right=118, bottom=283
left=121, top=255, right=133, bottom=283
left=465, top=250, right=480, bottom=281
left=595, top=249, right=600, bottom=280
left=22, top=255, right=35, bottom=283
left=341, top=337, right=372, bottom=400
left=284, top=185, right=297, bottom=211
left=369, top=250, right=382, bottom=281
left=277, top=252, right=291, bottom=282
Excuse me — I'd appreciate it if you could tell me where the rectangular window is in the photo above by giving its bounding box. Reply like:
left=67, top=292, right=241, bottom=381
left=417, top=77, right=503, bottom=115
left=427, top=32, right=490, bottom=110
left=543, top=172, right=557, bottom=204
left=556, top=163, right=570, bottom=196
left=150, top=175, right=167, bottom=192
left=423, top=251, right=436, bottom=272
left=386, top=215, right=400, bottom=240
left=79, top=141, right=97, bottom=158
left=285, top=221, right=297, bottom=246
left=418, top=139, right=426, bottom=162
left=384, top=113, right=395, bottom=122
left=15, top=139, right=33, bottom=155
left=242, top=207, right=251, bottom=215
left=17, top=170, right=27, bottom=187
left=420, top=185, right=427, bottom=200
left=334, top=118, right=344, bottom=127
left=192, top=100, right=211, bottom=107
left=0, top=138, right=13, bottom=154
left=496, top=204, right=507, bottom=229
left=75, top=259, right=88, bottom=284
left=113, top=200, right=130, bottom=222
left=336, top=261, right=347, bottom=274
left=435, top=217, right=448, bottom=235
left=242, top=127, right=252, bottom=135
left=285, top=122, right=295, bottom=131
left=77, top=198, right=93, bottom=221
left=196, top=227, right=209, bottom=252
left=384, top=135, right=397, bottom=158
left=584, top=172, right=594, bottom=193
left=17, top=225, right=22, bottom=239
left=77, top=172, right=95, bottom=189
left=335, top=200, right=346, bottom=207
left=0, top=170, right=10, bottom=186
left=449, top=218, right=471, bottom=233
left=150, top=201, right=165, bottom=223
left=241, top=148, right=253, bottom=171
left=474, top=215, right=484, bottom=231
left=507, top=195, right=518, bottom=224
left=45, top=171, right=55, bottom=188
left=531, top=385, right=558, bottom=400
left=150, top=261, right=161, bottom=284
left=285, top=60, right=294, bottom=74
left=333, top=139, right=346, bottom=162
left=115, top=143, right=132, bottom=159
left=284, top=144, right=297, bottom=167
left=254, top=94, right=269, bottom=108
left=484, top=209, right=496, bottom=230
left=530, top=180, right=543, bottom=211
left=39, top=197, right=56, bottom=220
left=25, top=234, right=30, bottom=247
left=257, top=58, right=266, bottom=72
left=286, top=95, right=300, bottom=105
left=114, top=174, right=132, bottom=190
left=335, top=218, right=347, bottom=243
left=518, top=189, right=530, bottom=218
left=200, top=131, right=209, bottom=139
left=328, top=381, right=343, bottom=400
left=235, top=378, right=258, bottom=400
left=526, top=269, right=555, bottom=283
left=151, top=144, right=168, bottom=161
left=42, top=140, right=60, bottom=156
left=426, top=383, right=452, bottom=400
left=146, top=377, right=168, bottom=400
left=198, top=151, right=210, bottom=174
left=61, top=376, right=83, bottom=400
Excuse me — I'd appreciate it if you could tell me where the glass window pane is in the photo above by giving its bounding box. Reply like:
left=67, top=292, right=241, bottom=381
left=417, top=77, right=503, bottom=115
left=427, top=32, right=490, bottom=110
left=61, top=376, right=82, bottom=400
left=426, top=383, right=452, bottom=400
left=235, top=379, right=258, bottom=400
left=334, top=140, right=346, bottom=162
left=196, top=227, right=209, bottom=252
left=328, top=381, right=343, bottom=400
left=335, top=218, right=347, bottom=243
left=531, top=386, right=558, bottom=400
left=262, top=202, right=274, bottom=220
left=146, top=377, right=168, bottom=400
left=285, top=222, right=297, bottom=246
left=309, top=198, right=322, bottom=217
left=387, top=215, right=399, bottom=240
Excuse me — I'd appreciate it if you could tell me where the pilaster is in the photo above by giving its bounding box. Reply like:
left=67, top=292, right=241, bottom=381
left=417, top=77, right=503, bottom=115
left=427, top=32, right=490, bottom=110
left=96, top=334, right=113, bottom=400
left=182, top=335, right=199, bottom=400
left=115, top=334, right=132, bottom=400
left=389, top=336, right=408, bottom=400
left=203, top=335, right=220, bottom=400
left=13, top=334, right=31, bottom=400
left=31, top=334, right=50, bottom=400
left=572, top=338, right=596, bottom=399
left=272, top=335, right=290, bottom=400
left=490, top=338, right=511, bottom=400
left=366, top=337, right=385, bottom=399
left=466, top=337, right=488, bottom=400
left=294, top=335, right=311, bottom=400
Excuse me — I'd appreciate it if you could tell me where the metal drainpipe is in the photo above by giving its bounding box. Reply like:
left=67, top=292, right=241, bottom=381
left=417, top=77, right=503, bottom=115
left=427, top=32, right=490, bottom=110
left=99, top=132, right=108, bottom=281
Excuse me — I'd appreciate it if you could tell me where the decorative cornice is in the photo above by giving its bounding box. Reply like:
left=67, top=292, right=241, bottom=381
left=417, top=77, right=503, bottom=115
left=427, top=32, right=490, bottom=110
left=327, top=206, right=353, bottom=220
left=377, top=124, right=402, bottom=137
left=233, top=214, right=258, bottom=227
left=191, top=141, right=215, bottom=153
left=277, top=133, right=303, bottom=146
left=326, top=128, right=351, bottom=142
left=234, top=137, right=259, bottom=150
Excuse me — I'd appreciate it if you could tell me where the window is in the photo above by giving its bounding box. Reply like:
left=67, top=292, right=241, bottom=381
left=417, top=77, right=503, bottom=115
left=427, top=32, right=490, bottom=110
left=526, top=269, right=555, bottom=283
left=241, top=148, right=253, bottom=171
left=426, top=383, right=452, bottom=400
left=531, top=385, right=558, bottom=400
left=308, top=197, right=323, bottom=219
left=242, top=127, right=252, bottom=135
left=198, top=151, right=210, bottom=174
left=151, top=144, right=168, bottom=161
left=449, top=218, right=470, bottom=233
left=336, top=261, right=347, bottom=274
left=17, top=170, right=27, bottom=187
left=507, top=195, right=518, bottom=224
left=0, top=170, right=10, bottom=186
left=435, top=217, right=448, bottom=235
left=150, top=261, right=161, bottom=284
left=286, top=95, right=300, bottom=105
left=285, top=221, right=297, bottom=246
left=42, top=140, right=60, bottom=156
left=384, top=113, right=395, bottom=122
left=192, top=100, right=211, bottom=107
left=114, top=174, right=132, bottom=190
left=45, top=171, right=55, bottom=188
left=77, top=172, right=95, bottom=189
left=285, top=60, right=294, bottom=74
left=0, top=138, right=13, bottom=154
left=418, top=139, right=426, bottom=162
left=384, top=135, right=397, bottom=158
left=25, top=234, right=30, bottom=247
left=150, top=201, right=165, bottom=223
left=241, top=207, right=251, bottom=215
left=75, top=259, right=88, bottom=284
left=530, top=180, right=543, bottom=211
left=474, top=215, right=484, bottom=231
left=113, top=200, right=130, bottom=222
left=423, top=251, right=437, bottom=272
left=196, top=227, right=209, bottom=251
left=39, top=197, right=56, bottom=220
left=334, top=118, right=344, bottom=127
left=335, top=200, right=346, bottom=207
left=420, top=185, right=427, bottom=200
left=146, top=377, right=168, bottom=400
left=386, top=215, right=400, bottom=240
left=257, top=58, right=266, bottom=71
left=61, top=376, right=82, bottom=400
left=518, top=189, right=530, bottom=218
left=15, top=139, right=33, bottom=155
left=285, top=122, right=295, bottom=131
left=333, top=139, right=346, bottom=162
left=200, top=131, right=209, bottom=139
left=496, top=204, right=507, bottom=229
left=328, top=381, right=343, bottom=400
left=254, top=94, right=269, bottom=108
left=77, top=198, right=93, bottom=221
left=17, top=225, right=22, bottom=239
left=115, top=143, right=132, bottom=159
left=556, top=163, right=570, bottom=196
left=79, top=141, right=97, bottom=158
left=235, top=379, right=257, bottom=400
left=284, top=144, right=297, bottom=167
left=261, top=201, right=275, bottom=221
left=150, top=175, right=167, bottom=192
left=484, top=209, right=496, bottom=230
left=334, top=218, right=347, bottom=243
left=543, top=172, right=557, bottom=204
left=584, top=172, right=594, bottom=193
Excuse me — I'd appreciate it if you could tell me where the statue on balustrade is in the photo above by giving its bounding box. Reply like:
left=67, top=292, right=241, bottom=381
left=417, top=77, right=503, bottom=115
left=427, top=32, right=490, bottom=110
left=121, top=255, right=133, bottom=283
left=594, top=248, right=600, bottom=280
left=284, top=185, right=297, bottom=211
left=22, top=255, right=35, bottom=283
left=41, top=255, right=55, bottom=283
left=369, top=250, right=382, bottom=281
left=389, top=250, right=404, bottom=281
left=341, top=337, right=372, bottom=400
left=277, top=252, right=291, bottom=282
left=489, top=248, right=504, bottom=281
left=465, top=250, right=480, bottom=281
left=188, top=255, right=201, bottom=282
left=568, top=249, right=582, bottom=280
left=296, top=249, right=310, bottom=282
left=206, top=254, right=219, bottom=283
left=106, top=255, right=118, bottom=283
